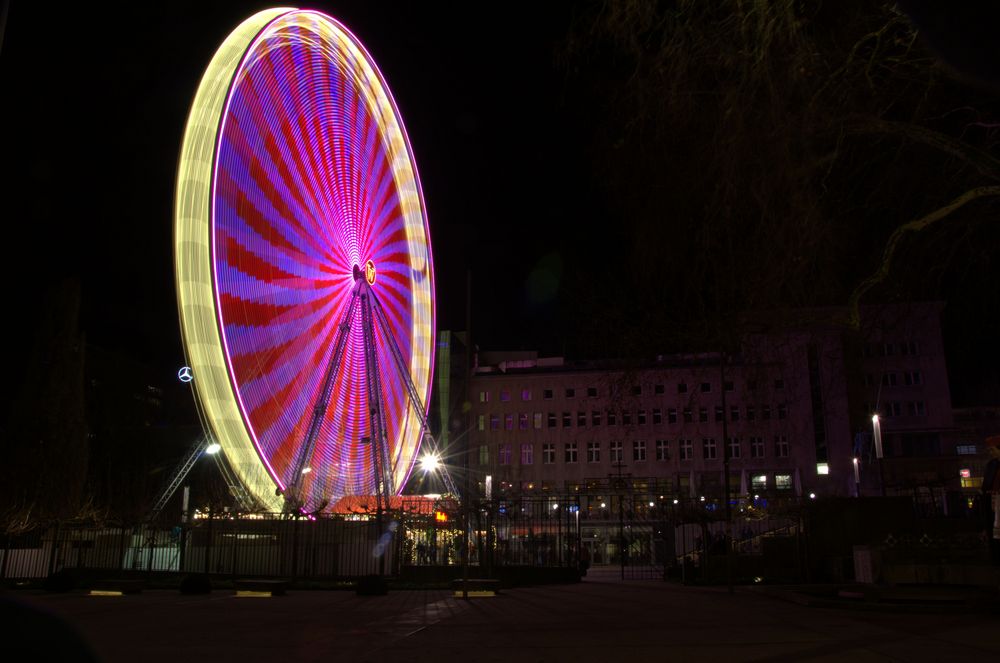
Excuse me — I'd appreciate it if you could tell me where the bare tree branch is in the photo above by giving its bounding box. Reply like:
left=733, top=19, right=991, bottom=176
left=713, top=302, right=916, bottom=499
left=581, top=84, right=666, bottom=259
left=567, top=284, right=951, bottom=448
left=848, top=185, right=1000, bottom=328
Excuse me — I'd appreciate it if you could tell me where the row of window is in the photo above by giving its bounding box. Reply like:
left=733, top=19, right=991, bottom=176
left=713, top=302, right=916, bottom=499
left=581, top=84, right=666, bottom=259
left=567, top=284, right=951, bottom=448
left=478, top=379, right=785, bottom=403
left=862, top=371, right=923, bottom=387
left=483, top=436, right=791, bottom=466
left=510, top=473, right=794, bottom=494
left=478, top=404, right=788, bottom=431
left=861, top=340, right=920, bottom=358
left=864, top=401, right=927, bottom=417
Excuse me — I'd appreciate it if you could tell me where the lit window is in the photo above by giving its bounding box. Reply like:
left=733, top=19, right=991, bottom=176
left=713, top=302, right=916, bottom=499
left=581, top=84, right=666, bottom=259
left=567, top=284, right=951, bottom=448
left=519, top=413, right=529, bottom=430
left=956, top=444, right=978, bottom=455
left=490, top=414, right=499, bottom=430
left=505, top=413, right=513, bottom=430
left=479, top=444, right=489, bottom=465
left=752, top=474, right=768, bottom=491
left=479, top=391, right=490, bottom=403
left=816, top=462, right=830, bottom=475
left=520, top=443, right=533, bottom=465
left=533, top=412, right=543, bottom=429
left=500, top=390, right=511, bottom=402
left=477, top=414, right=485, bottom=431
left=775, top=474, right=792, bottom=490
left=521, top=389, right=532, bottom=401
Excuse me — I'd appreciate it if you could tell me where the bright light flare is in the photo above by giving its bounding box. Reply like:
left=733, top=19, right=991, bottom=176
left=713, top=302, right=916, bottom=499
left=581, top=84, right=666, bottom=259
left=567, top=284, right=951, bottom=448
left=419, top=453, right=441, bottom=474
left=205, top=442, right=222, bottom=455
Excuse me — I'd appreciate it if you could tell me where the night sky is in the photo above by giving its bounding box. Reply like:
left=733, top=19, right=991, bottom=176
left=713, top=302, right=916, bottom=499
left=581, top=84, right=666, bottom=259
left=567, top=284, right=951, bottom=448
left=3, top=1, right=999, bottom=409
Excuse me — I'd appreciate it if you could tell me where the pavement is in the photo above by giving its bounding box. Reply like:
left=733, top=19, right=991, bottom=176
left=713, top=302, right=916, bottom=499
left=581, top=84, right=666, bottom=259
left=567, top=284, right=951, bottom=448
left=5, top=576, right=1000, bottom=662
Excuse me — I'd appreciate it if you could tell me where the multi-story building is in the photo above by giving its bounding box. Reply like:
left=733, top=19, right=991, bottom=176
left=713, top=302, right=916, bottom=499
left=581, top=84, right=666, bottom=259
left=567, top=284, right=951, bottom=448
left=467, top=303, right=965, bottom=505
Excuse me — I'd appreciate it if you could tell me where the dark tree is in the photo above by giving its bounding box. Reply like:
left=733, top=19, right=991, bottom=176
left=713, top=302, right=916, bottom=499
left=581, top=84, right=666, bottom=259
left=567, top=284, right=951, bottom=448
left=1, top=280, right=89, bottom=533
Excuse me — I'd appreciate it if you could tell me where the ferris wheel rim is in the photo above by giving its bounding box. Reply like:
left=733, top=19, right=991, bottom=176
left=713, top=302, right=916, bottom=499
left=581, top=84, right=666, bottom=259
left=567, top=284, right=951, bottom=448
left=175, top=7, right=435, bottom=512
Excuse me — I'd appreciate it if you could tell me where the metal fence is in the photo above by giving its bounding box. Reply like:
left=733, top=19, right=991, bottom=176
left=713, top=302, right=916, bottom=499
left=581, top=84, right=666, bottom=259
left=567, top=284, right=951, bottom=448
left=5, top=494, right=985, bottom=584
left=0, top=498, right=583, bottom=582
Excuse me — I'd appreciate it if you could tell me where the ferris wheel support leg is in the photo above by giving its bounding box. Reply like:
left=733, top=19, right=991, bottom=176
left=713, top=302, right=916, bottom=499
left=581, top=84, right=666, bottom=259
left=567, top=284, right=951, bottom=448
left=286, top=288, right=362, bottom=503
left=360, top=291, right=394, bottom=508
left=369, top=292, right=460, bottom=497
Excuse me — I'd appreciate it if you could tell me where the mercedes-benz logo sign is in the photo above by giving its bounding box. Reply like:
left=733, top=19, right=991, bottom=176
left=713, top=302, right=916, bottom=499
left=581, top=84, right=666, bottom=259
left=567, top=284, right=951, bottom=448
left=178, top=366, right=194, bottom=383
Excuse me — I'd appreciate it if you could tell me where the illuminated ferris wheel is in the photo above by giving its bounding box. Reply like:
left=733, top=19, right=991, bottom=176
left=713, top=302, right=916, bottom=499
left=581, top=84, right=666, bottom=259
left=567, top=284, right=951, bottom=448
left=174, top=8, right=448, bottom=513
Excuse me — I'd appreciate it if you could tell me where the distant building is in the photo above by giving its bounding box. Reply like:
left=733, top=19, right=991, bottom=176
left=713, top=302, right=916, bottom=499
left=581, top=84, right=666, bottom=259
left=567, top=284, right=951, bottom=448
left=468, top=303, right=975, bottom=511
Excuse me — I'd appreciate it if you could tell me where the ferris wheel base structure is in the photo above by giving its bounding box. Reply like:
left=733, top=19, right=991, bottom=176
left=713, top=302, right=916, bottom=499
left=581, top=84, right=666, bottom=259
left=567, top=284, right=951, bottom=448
left=174, top=8, right=451, bottom=513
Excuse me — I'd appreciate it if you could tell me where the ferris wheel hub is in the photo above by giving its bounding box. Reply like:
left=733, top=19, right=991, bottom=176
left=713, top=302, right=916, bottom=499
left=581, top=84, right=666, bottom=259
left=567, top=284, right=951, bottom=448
left=354, top=259, right=377, bottom=285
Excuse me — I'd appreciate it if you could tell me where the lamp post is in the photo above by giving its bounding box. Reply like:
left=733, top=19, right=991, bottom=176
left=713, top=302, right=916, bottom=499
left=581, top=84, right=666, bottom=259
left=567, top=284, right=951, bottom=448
left=852, top=457, right=861, bottom=497
left=872, top=414, right=886, bottom=496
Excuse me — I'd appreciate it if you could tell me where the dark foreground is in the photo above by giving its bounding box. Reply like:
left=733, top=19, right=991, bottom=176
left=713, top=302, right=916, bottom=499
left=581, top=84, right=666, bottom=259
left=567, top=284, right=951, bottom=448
left=6, top=575, right=1000, bottom=662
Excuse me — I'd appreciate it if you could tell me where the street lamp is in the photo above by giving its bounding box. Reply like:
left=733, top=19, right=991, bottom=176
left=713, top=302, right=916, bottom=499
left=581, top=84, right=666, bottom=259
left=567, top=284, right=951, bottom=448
left=872, top=413, right=886, bottom=496
left=871, top=414, right=883, bottom=459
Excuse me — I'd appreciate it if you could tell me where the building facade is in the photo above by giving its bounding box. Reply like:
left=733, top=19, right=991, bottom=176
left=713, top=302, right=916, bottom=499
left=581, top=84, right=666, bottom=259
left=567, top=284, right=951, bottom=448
left=467, top=303, right=965, bottom=507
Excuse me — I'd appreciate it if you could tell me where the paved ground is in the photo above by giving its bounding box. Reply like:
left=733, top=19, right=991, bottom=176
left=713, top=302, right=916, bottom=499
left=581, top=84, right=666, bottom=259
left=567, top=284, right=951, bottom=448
left=5, top=577, right=1000, bottom=662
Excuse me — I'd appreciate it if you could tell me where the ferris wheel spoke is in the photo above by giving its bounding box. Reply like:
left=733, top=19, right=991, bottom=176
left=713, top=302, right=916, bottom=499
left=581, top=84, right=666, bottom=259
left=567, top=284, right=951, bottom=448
left=221, top=105, right=335, bottom=267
